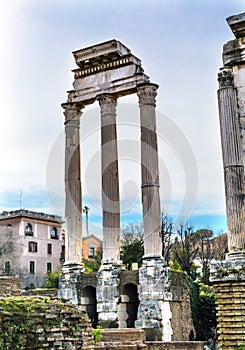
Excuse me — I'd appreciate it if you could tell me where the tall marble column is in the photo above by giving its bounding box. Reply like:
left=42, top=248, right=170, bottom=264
left=217, top=69, right=245, bottom=257
left=63, top=103, right=83, bottom=265
left=96, top=94, right=121, bottom=327
left=97, top=94, right=120, bottom=263
left=137, top=84, right=162, bottom=257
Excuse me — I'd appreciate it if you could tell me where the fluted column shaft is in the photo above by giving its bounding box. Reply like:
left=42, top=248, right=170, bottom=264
left=63, top=103, right=83, bottom=264
left=218, top=69, right=245, bottom=254
left=137, top=84, right=162, bottom=257
left=98, top=94, right=120, bottom=262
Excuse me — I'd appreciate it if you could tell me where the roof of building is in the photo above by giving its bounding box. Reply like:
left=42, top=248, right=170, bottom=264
left=0, top=209, right=63, bottom=224
left=82, top=234, right=102, bottom=243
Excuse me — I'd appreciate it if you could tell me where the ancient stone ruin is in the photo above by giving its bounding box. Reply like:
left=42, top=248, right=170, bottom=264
left=58, top=40, right=196, bottom=344
left=211, top=12, right=245, bottom=349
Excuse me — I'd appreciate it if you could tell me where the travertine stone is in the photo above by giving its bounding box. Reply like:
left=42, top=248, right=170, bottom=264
left=137, top=84, right=162, bottom=257
left=136, top=257, right=173, bottom=341
left=96, top=262, right=121, bottom=327
left=98, top=94, right=120, bottom=263
left=227, top=12, right=245, bottom=38
left=217, top=69, right=245, bottom=255
left=211, top=13, right=245, bottom=350
left=63, top=103, right=83, bottom=265
left=68, top=40, right=149, bottom=105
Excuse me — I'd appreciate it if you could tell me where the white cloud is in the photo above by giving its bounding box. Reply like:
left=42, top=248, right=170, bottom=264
left=1, top=1, right=242, bottom=233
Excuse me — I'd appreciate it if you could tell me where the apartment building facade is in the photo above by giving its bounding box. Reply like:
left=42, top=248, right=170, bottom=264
left=0, top=210, right=63, bottom=288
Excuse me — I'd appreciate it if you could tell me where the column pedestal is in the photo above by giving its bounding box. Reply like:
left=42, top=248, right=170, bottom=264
left=58, top=263, right=83, bottom=304
left=96, top=262, right=122, bottom=328
left=135, top=257, right=173, bottom=341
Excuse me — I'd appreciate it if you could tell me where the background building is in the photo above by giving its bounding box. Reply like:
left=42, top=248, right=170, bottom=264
left=82, top=234, right=102, bottom=260
left=0, top=209, right=63, bottom=288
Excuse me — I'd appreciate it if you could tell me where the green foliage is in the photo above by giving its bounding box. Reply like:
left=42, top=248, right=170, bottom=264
left=189, top=281, right=216, bottom=341
left=169, top=258, right=182, bottom=272
left=83, top=259, right=100, bottom=273
left=83, top=252, right=101, bottom=273
left=120, top=224, right=144, bottom=269
left=0, top=296, right=81, bottom=349
left=92, top=326, right=103, bottom=343
left=43, top=271, right=60, bottom=288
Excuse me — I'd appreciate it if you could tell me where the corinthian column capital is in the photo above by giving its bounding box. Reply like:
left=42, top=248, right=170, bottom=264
left=62, top=103, right=83, bottom=125
left=218, top=69, right=234, bottom=88
left=137, top=84, right=158, bottom=106
left=97, top=94, right=117, bottom=116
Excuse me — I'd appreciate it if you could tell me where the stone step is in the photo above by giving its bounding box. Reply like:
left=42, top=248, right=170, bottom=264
left=101, top=328, right=146, bottom=343
left=94, top=345, right=147, bottom=350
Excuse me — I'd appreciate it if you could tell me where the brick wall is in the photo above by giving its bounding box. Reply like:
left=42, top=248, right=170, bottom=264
left=213, top=281, right=245, bottom=349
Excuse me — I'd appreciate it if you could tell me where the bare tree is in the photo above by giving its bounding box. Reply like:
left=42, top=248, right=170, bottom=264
left=160, top=214, right=173, bottom=266
left=173, top=224, right=199, bottom=278
left=195, top=229, right=214, bottom=284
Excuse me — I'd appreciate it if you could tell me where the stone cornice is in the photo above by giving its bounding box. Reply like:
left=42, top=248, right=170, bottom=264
left=73, top=39, right=131, bottom=67
left=0, top=209, right=62, bottom=224
left=223, top=37, right=245, bottom=66
left=72, top=54, right=143, bottom=79
left=227, top=12, right=245, bottom=39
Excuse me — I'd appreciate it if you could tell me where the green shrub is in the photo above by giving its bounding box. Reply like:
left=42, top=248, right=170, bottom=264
left=43, top=271, right=60, bottom=288
left=190, top=281, right=216, bottom=341
left=83, top=253, right=101, bottom=273
left=92, top=326, right=103, bottom=343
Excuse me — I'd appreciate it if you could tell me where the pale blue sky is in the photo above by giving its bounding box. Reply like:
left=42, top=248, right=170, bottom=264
left=0, top=1, right=244, bottom=236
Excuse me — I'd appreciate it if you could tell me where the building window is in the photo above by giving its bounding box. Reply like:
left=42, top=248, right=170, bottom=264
left=50, top=227, right=58, bottom=239
left=4, top=261, right=10, bottom=275
left=47, top=262, right=52, bottom=273
left=25, top=223, right=33, bottom=236
left=28, top=241, right=38, bottom=253
left=29, top=261, right=35, bottom=274
left=89, top=244, right=96, bottom=258
left=47, top=243, right=52, bottom=254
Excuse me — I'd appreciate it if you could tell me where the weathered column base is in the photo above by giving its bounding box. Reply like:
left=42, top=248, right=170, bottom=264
left=135, top=256, right=173, bottom=341
left=96, top=261, right=123, bottom=328
left=211, top=257, right=245, bottom=349
left=58, top=262, right=84, bottom=304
